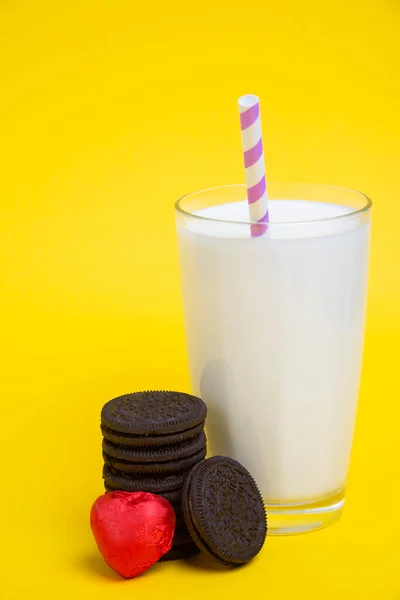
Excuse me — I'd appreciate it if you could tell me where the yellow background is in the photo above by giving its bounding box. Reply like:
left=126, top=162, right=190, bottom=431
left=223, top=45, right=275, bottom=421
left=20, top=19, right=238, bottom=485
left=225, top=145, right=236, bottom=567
left=1, top=0, right=399, bottom=598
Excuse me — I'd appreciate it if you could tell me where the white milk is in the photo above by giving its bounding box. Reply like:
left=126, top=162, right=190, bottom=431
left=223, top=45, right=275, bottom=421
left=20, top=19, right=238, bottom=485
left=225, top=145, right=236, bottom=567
left=177, top=200, right=370, bottom=503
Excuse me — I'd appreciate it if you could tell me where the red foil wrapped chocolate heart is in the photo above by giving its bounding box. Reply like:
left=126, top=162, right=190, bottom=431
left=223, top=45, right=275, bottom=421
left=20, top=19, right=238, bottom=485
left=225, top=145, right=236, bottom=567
left=90, top=491, right=176, bottom=578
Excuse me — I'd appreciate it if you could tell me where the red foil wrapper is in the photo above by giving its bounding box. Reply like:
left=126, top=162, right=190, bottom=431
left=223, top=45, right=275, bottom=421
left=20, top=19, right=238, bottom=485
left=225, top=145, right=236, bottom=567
left=90, top=491, right=176, bottom=578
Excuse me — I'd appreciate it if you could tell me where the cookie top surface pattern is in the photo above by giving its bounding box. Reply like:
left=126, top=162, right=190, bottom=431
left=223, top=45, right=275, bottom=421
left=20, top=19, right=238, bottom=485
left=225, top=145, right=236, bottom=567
left=185, top=456, right=267, bottom=565
left=101, top=391, right=207, bottom=435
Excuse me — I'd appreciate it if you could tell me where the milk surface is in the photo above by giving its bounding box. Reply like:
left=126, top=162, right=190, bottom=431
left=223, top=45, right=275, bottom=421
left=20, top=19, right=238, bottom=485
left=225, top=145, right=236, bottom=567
left=177, top=200, right=370, bottom=503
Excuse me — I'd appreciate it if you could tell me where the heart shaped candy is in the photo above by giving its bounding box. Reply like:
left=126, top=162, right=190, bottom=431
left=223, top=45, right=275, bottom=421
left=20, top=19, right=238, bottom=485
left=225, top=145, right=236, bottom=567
left=90, top=490, right=176, bottom=578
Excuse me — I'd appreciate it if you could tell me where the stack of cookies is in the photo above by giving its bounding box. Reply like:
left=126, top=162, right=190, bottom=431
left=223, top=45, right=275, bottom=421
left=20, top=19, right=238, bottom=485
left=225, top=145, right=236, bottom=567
left=101, top=391, right=207, bottom=560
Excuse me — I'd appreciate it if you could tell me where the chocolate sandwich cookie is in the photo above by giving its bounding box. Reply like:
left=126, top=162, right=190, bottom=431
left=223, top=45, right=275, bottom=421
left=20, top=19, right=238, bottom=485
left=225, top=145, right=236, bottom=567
left=101, top=421, right=206, bottom=448
left=101, top=391, right=207, bottom=436
left=104, top=483, right=182, bottom=507
left=102, top=446, right=207, bottom=475
left=102, top=431, right=207, bottom=462
left=172, top=518, right=192, bottom=546
left=103, top=464, right=184, bottom=494
left=181, top=456, right=267, bottom=566
left=159, top=542, right=200, bottom=561
left=171, top=501, right=183, bottom=519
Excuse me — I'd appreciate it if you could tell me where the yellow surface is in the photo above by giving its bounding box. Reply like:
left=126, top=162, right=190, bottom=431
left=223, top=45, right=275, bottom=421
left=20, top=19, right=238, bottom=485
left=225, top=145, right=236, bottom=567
left=0, top=0, right=399, bottom=598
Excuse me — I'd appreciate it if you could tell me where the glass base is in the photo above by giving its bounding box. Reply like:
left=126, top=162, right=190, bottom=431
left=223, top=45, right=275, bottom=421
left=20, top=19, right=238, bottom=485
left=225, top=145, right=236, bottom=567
left=265, top=487, right=345, bottom=535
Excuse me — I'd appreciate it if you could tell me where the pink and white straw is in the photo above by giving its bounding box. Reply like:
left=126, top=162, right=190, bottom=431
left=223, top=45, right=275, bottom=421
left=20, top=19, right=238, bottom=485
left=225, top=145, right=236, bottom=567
left=238, top=94, right=269, bottom=236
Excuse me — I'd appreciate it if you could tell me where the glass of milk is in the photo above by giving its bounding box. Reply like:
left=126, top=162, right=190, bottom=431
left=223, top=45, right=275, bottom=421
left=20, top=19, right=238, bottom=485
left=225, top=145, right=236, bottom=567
left=175, top=183, right=371, bottom=535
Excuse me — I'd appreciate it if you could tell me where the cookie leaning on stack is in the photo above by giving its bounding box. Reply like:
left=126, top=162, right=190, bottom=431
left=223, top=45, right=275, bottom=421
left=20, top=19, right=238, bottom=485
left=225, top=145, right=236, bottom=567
left=101, top=391, right=207, bottom=559
left=181, top=456, right=267, bottom=565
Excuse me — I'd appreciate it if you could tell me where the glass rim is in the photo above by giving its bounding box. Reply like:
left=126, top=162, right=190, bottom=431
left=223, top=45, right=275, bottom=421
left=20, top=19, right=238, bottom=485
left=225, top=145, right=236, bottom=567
left=175, top=183, right=372, bottom=227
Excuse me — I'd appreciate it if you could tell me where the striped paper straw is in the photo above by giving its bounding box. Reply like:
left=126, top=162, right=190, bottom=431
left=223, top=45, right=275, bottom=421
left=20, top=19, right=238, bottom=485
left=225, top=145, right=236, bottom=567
left=238, top=94, right=269, bottom=236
